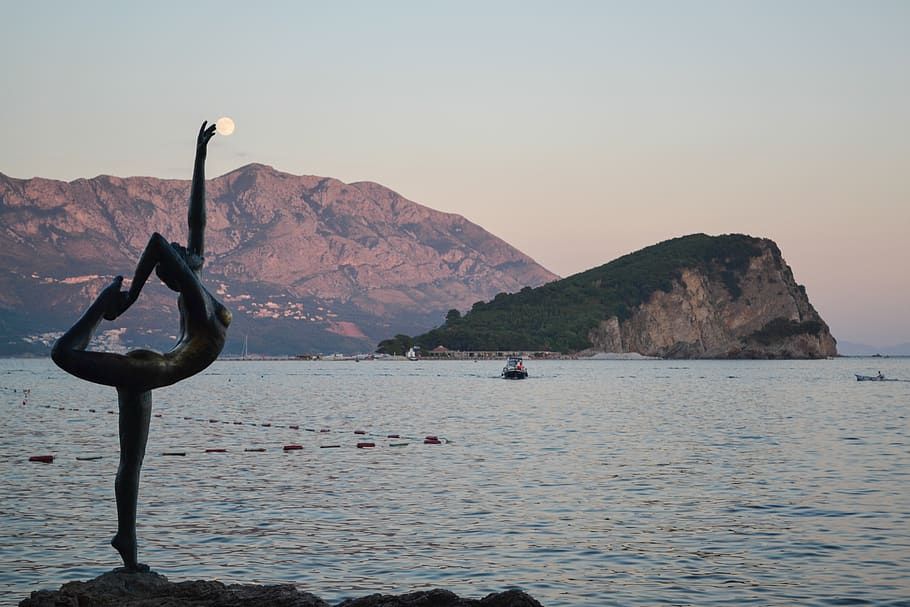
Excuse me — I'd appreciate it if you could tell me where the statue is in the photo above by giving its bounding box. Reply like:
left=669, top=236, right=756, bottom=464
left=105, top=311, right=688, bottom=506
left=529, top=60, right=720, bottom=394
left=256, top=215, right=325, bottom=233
left=51, top=121, right=231, bottom=571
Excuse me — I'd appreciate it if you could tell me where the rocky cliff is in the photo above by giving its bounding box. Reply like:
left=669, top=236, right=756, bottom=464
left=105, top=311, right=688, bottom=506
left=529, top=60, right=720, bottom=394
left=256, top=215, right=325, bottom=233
left=587, top=238, right=837, bottom=359
left=0, top=165, right=557, bottom=356
left=409, top=234, right=836, bottom=359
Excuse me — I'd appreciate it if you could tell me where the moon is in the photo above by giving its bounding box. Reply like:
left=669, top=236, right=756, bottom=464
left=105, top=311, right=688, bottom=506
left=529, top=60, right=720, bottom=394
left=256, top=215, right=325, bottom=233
left=215, top=117, right=235, bottom=136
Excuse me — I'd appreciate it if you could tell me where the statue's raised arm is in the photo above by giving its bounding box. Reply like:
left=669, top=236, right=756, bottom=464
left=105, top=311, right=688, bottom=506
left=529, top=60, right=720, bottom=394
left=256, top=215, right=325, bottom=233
left=187, top=121, right=216, bottom=265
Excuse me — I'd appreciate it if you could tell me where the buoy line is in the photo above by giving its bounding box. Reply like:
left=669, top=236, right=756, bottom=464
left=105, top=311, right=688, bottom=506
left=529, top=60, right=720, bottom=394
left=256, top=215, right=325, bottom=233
left=11, top=389, right=452, bottom=464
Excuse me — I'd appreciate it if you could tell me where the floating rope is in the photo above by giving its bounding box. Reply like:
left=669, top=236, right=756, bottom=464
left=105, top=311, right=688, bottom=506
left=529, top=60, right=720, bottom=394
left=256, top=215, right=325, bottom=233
left=12, top=387, right=451, bottom=463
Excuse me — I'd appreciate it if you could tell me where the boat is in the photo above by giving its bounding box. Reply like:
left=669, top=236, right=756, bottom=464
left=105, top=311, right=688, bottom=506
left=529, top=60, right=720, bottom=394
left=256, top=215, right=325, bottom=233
left=855, top=373, right=897, bottom=381
left=501, top=356, right=528, bottom=379
left=406, top=346, right=420, bottom=361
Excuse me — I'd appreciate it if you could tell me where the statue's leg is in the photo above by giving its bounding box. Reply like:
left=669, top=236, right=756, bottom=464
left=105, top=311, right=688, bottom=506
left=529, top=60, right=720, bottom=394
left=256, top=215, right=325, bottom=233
left=52, top=277, right=123, bottom=360
left=111, top=387, right=152, bottom=572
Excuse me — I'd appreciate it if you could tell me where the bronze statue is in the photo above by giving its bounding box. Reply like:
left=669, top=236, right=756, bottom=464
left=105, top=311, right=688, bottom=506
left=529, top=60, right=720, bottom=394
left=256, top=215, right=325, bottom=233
left=51, top=121, right=231, bottom=571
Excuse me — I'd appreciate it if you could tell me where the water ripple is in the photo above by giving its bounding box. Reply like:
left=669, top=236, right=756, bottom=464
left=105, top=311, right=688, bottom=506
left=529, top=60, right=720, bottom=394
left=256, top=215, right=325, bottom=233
left=2, top=358, right=909, bottom=606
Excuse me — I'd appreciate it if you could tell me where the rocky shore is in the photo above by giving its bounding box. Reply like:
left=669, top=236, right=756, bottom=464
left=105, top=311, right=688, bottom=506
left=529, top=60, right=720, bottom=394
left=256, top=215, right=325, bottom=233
left=19, top=570, right=544, bottom=607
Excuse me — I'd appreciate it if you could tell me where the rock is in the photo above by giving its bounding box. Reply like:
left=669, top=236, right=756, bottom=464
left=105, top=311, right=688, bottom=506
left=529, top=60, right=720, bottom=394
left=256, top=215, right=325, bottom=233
left=335, top=588, right=543, bottom=607
left=19, top=570, right=329, bottom=607
left=586, top=237, right=837, bottom=359
left=18, top=571, right=544, bottom=607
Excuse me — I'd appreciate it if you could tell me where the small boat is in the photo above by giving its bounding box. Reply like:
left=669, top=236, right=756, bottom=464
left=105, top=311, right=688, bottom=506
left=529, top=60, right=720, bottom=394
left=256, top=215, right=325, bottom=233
left=855, top=373, right=897, bottom=382
left=501, top=356, right=528, bottom=379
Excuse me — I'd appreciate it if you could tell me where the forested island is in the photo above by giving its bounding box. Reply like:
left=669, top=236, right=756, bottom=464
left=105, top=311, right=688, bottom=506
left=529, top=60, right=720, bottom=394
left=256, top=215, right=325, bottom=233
left=377, top=233, right=837, bottom=359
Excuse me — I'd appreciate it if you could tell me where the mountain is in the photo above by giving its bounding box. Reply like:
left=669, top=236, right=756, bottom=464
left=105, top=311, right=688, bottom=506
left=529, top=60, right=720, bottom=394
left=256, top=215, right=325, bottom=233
left=402, top=234, right=837, bottom=359
left=837, top=341, right=910, bottom=357
left=0, top=165, right=557, bottom=356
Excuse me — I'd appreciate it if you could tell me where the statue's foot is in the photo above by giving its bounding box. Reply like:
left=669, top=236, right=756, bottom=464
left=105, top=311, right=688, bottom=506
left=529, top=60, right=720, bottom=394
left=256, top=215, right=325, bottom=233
left=111, top=532, right=145, bottom=571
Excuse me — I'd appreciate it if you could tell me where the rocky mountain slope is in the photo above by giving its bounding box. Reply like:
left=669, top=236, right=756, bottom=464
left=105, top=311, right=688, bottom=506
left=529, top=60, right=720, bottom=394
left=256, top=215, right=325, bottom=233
left=0, top=165, right=557, bottom=356
left=408, top=234, right=837, bottom=359
left=586, top=238, right=838, bottom=358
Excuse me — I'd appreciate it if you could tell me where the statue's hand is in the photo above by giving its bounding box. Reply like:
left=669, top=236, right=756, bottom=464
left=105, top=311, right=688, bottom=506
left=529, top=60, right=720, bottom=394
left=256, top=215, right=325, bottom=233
left=101, top=277, right=133, bottom=321
left=197, top=121, right=216, bottom=152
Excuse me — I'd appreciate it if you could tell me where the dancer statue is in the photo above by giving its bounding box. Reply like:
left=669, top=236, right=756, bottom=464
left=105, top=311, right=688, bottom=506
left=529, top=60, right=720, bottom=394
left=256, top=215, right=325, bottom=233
left=52, top=121, right=231, bottom=571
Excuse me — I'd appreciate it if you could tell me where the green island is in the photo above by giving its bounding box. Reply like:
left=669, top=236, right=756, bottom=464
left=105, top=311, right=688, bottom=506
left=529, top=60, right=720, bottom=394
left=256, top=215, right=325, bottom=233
left=377, top=233, right=822, bottom=356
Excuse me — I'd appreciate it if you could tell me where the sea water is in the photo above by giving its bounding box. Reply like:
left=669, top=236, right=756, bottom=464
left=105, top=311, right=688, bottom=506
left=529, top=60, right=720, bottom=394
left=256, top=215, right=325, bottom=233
left=1, top=357, right=908, bottom=606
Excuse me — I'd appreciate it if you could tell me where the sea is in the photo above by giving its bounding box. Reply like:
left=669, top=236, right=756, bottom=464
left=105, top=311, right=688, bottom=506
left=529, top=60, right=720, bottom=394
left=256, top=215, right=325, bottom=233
left=1, top=356, right=908, bottom=606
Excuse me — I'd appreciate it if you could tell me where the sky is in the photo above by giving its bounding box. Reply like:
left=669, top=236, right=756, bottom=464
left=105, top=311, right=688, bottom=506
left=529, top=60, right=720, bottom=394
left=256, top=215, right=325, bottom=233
left=2, top=1, right=908, bottom=348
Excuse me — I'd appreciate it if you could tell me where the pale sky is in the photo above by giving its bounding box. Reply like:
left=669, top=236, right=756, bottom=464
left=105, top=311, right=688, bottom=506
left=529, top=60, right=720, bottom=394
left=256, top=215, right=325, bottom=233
left=2, top=1, right=908, bottom=347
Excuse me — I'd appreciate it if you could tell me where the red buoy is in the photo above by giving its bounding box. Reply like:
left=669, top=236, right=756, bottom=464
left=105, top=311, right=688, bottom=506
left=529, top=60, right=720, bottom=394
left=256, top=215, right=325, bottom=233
left=283, top=444, right=303, bottom=451
left=387, top=434, right=400, bottom=438
left=205, top=448, right=227, bottom=453
left=354, top=430, right=366, bottom=435
left=288, top=425, right=299, bottom=430
left=29, top=455, right=54, bottom=463
left=356, top=442, right=376, bottom=448
left=424, top=438, right=442, bottom=445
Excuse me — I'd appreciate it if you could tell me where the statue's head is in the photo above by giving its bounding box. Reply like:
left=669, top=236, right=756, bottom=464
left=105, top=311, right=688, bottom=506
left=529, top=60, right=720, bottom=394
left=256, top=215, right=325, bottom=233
left=156, top=242, right=203, bottom=290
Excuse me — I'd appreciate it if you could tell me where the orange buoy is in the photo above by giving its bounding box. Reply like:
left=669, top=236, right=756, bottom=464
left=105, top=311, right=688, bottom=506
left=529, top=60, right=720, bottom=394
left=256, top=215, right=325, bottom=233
left=29, top=455, right=54, bottom=463
left=283, top=444, right=303, bottom=451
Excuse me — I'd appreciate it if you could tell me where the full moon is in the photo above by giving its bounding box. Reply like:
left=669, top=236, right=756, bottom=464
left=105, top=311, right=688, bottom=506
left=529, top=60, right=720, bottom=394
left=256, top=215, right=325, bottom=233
left=215, top=117, right=235, bottom=136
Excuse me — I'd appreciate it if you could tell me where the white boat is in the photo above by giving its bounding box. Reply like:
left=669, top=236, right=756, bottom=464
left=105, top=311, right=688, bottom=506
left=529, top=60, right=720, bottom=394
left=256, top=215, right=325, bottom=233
left=855, top=373, right=897, bottom=382
left=501, top=356, right=528, bottom=379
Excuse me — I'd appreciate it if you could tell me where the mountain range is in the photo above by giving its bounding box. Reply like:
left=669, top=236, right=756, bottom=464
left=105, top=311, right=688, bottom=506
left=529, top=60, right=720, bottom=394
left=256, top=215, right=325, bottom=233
left=837, top=342, right=910, bottom=357
left=0, top=164, right=557, bottom=356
